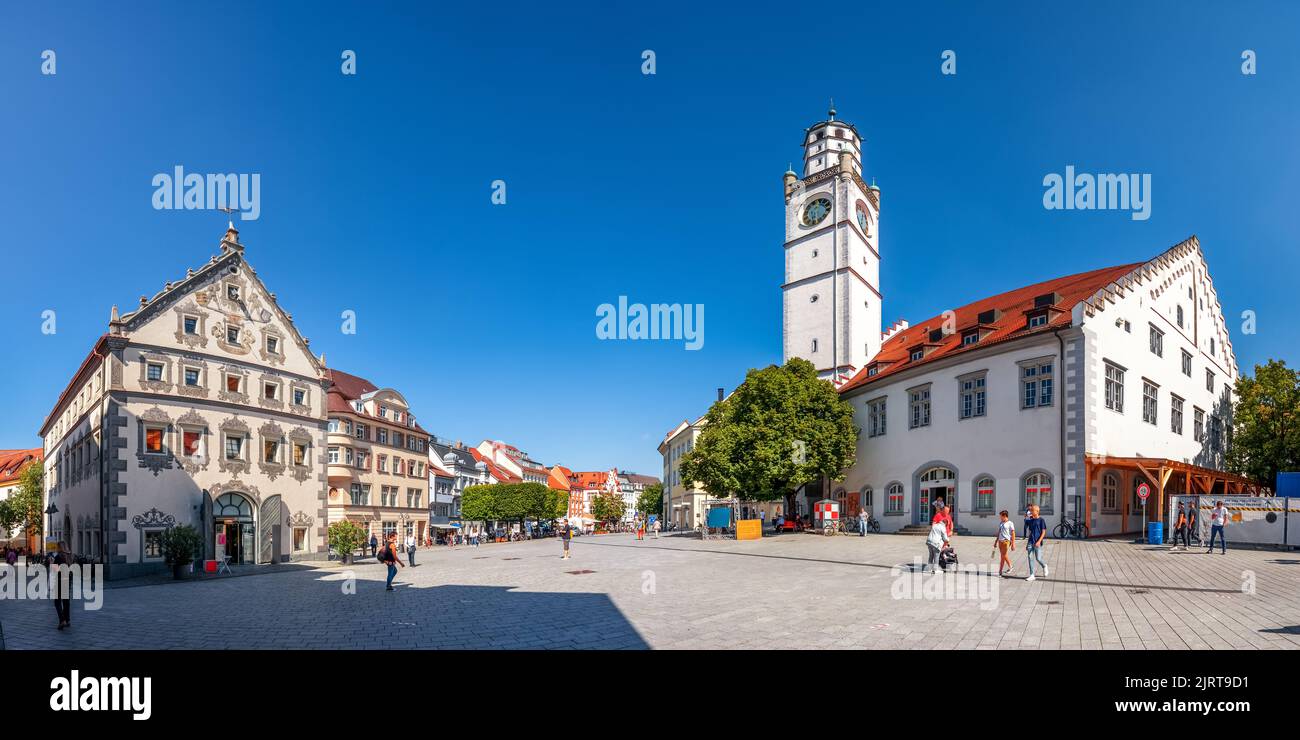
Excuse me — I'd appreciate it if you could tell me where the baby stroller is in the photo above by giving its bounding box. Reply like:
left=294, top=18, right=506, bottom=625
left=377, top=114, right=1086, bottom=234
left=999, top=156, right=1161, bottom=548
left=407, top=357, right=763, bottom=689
left=938, top=545, right=959, bottom=571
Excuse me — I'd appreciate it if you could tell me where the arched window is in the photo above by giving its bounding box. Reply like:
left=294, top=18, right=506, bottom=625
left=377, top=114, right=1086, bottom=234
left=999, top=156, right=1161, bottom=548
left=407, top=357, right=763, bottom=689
left=1101, top=472, right=1119, bottom=512
left=1021, top=472, right=1053, bottom=514
left=886, top=482, right=904, bottom=514
left=974, top=476, right=995, bottom=513
left=860, top=486, right=874, bottom=511
left=215, top=493, right=253, bottom=519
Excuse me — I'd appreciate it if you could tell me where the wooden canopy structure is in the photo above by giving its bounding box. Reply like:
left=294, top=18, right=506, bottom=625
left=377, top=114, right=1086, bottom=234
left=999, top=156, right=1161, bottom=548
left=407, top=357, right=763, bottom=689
left=1083, top=454, right=1269, bottom=533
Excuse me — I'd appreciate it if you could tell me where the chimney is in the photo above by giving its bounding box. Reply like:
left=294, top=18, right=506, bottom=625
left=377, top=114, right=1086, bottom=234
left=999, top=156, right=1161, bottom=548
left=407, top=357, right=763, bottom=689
left=717, top=387, right=724, bottom=403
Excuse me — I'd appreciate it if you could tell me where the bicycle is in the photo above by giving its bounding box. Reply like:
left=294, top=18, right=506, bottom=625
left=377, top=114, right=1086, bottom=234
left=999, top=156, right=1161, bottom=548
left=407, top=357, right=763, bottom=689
left=866, top=516, right=881, bottom=534
left=1052, top=516, right=1089, bottom=540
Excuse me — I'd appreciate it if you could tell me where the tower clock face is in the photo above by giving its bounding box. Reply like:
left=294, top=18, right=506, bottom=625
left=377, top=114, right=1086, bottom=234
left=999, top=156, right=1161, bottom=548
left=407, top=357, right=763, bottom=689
left=802, top=197, right=831, bottom=226
left=856, top=204, right=870, bottom=233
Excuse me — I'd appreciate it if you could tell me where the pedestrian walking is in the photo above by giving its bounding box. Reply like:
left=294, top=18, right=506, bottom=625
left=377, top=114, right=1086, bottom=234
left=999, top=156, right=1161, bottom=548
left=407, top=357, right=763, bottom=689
left=379, top=535, right=404, bottom=591
left=559, top=518, right=572, bottom=559
left=857, top=508, right=867, bottom=537
left=993, top=510, right=1015, bottom=576
left=925, top=517, right=950, bottom=574
left=652, top=518, right=660, bottom=539
left=1024, top=504, right=1048, bottom=581
left=368, top=533, right=378, bottom=558
left=50, top=541, right=72, bottom=630
left=1187, top=503, right=1199, bottom=546
left=1206, top=500, right=1229, bottom=554
left=405, top=533, right=417, bottom=566
left=1170, top=503, right=1190, bottom=550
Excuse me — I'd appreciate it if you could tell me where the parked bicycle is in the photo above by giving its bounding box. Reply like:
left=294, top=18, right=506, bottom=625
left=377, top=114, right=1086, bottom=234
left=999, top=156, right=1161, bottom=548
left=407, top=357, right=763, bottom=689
left=1052, top=516, right=1089, bottom=540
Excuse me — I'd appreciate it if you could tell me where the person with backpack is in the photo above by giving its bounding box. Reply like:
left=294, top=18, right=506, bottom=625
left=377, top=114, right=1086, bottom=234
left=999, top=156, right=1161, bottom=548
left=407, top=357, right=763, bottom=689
left=1170, top=503, right=1190, bottom=551
left=379, top=534, right=404, bottom=591
left=993, top=510, right=1015, bottom=577
left=559, top=518, right=572, bottom=559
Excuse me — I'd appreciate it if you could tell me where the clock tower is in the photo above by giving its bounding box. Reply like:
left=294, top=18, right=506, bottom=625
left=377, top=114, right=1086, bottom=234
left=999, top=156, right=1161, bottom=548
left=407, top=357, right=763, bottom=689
left=782, top=105, right=882, bottom=384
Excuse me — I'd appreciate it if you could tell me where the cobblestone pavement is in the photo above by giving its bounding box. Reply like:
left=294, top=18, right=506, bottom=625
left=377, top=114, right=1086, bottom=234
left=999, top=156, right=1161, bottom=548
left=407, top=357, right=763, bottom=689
left=2, top=532, right=1297, bottom=649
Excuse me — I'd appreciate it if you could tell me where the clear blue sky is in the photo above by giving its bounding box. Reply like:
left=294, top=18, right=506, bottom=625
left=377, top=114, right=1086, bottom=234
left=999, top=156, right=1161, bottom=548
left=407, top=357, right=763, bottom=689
left=2, top=1, right=1297, bottom=476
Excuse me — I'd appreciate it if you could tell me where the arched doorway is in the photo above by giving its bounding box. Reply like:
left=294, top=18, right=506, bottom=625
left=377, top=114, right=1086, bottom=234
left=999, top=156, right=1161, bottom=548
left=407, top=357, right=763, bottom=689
left=214, top=492, right=255, bottom=565
left=917, top=466, right=956, bottom=526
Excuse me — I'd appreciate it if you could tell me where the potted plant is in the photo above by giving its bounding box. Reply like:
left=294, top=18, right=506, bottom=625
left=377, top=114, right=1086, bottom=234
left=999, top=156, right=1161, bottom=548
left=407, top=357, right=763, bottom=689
left=161, top=524, right=202, bottom=580
left=328, top=520, right=365, bottom=565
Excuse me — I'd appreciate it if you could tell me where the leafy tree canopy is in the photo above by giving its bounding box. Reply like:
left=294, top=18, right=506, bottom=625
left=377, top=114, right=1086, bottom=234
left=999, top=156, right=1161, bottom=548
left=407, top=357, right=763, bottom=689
left=678, top=357, right=858, bottom=502
left=1228, top=359, right=1300, bottom=490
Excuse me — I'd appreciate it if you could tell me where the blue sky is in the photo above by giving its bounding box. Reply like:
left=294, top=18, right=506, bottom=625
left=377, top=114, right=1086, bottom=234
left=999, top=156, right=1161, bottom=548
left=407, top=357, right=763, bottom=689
left=2, top=1, right=1297, bottom=475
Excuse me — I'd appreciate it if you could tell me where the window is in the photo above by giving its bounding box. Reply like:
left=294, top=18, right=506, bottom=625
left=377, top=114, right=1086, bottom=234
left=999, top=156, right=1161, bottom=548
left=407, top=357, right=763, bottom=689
left=811, top=339, right=819, bottom=353
left=867, top=398, right=887, bottom=437
left=1028, top=313, right=1048, bottom=328
left=959, top=373, right=986, bottom=419
left=224, top=435, right=244, bottom=460
left=961, top=331, right=979, bottom=346
left=227, top=326, right=240, bottom=344
left=292, top=528, right=307, bottom=553
left=263, top=439, right=280, bottom=464
left=327, top=446, right=339, bottom=464
left=1193, top=407, right=1205, bottom=442
left=182, top=430, right=202, bottom=456
left=1210, top=416, right=1222, bottom=451
left=867, top=365, right=879, bottom=377
left=886, top=483, right=904, bottom=514
left=861, top=487, right=873, bottom=510
left=377, top=429, right=388, bottom=445
left=1210, top=338, right=1216, bottom=356
left=1022, top=472, right=1053, bottom=514
left=144, top=426, right=165, bottom=454
left=264, top=382, right=278, bottom=400
left=227, top=284, right=240, bottom=300
left=1181, top=350, right=1192, bottom=377
left=1176, top=305, right=1184, bottom=328
left=1149, top=325, right=1164, bottom=357
left=1021, top=360, right=1054, bottom=408
left=379, top=405, right=389, bottom=419
left=908, top=386, right=931, bottom=429
left=226, top=374, right=241, bottom=393
left=1171, top=395, right=1184, bottom=435
left=144, top=530, right=163, bottom=559
left=378, top=455, right=388, bottom=473
left=974, top=477, right=995, bottom=513
left=909, top=347, right=924, bottom=362
left=1105, top=362, right=1125, bottom=412
left=1205, top=370, right=1214, bottom=394
left=293, top=442, right=307, bottom=466
left=1142, top=381, right=1158, bottom=424
left=1101, top=472, right=1119, bottom=512
left=183, top=316, right=198, bottom=334
left=184, top=367, right=201, bottom=387
left=293, top=388, right=306, bottom=406
left=354, top=424, right=367, bottom=441
left=147, top=363, right=164, bottom=382
left=266, top=336, right=279, bottom=354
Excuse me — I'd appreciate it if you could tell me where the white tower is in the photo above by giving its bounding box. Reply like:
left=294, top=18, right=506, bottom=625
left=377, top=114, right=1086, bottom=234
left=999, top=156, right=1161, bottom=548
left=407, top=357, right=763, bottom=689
left=782, top=104, right=882, bottom=383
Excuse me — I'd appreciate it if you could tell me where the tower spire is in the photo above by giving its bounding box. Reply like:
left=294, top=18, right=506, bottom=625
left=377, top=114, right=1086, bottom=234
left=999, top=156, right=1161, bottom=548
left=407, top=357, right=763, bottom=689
left=828, top=98, right=836, bottom=120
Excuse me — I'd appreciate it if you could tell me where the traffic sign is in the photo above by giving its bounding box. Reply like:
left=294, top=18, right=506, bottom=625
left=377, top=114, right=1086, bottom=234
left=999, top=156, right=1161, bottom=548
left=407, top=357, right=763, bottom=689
left=1137, top=482, right=1150, bottom=500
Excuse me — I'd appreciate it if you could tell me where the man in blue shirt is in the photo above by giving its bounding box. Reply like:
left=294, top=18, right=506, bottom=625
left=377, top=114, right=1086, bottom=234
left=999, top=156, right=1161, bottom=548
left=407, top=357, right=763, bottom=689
left=1024, top=504, right=1049, bottom=581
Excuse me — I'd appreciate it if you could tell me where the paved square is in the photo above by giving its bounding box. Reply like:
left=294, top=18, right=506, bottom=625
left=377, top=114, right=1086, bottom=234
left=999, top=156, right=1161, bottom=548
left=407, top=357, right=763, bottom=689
left=2, top=532, right=1297, bottom=649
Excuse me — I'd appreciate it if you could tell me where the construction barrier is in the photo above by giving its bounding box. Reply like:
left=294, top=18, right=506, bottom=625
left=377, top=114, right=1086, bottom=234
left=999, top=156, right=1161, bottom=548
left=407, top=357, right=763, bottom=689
left=736, top=520, right=762, bottom=540
left=1169, top=494, right=1300, bottom=548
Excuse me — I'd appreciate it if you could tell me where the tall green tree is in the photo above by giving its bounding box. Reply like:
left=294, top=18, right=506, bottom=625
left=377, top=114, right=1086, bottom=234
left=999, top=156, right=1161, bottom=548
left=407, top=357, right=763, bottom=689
left=637, top=483, right=663, bottom=518
left=678, top=357, right=858, bottom=513
left=0, top=461, right=44, bottom=542
left=590, top=492, right=625, bottom=524
left=1227, top=359, right=1300, bottom=490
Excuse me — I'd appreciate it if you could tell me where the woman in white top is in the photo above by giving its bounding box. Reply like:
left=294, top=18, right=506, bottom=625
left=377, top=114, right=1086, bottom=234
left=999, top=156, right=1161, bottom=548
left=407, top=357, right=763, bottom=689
left=925, top=519, right=950, bottom=574
left=993, top=510, right=1016, bottom=576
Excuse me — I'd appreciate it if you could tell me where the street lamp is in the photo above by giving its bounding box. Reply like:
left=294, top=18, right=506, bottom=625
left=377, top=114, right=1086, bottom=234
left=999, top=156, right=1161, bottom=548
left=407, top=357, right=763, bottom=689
left=45, top=502, right=58, bottom=547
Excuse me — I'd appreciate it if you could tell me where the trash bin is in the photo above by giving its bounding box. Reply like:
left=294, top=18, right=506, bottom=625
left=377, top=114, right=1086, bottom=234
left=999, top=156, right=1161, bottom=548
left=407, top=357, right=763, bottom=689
left=1146, top=522, right=1164, bottom=545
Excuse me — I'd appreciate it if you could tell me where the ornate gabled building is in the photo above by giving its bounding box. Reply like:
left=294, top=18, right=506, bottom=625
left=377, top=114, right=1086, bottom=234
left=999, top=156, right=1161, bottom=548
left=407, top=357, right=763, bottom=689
left=39, top=225, right=330, bottom=578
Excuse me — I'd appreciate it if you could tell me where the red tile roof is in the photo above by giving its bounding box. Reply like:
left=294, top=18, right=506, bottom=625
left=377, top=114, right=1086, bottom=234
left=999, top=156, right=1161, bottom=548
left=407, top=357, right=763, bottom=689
left=0, top=448, right=42, bottom=486
left=325, top=369, right=429, bottom=435
left=469, top=448, right=521, bottom=483
left=838, top=262, right=1142, bottom=394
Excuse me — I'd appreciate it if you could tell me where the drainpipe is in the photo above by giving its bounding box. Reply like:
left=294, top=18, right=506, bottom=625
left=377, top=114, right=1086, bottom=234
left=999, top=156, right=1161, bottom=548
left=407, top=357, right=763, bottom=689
left=1054, top=328, right=1068, bottom=526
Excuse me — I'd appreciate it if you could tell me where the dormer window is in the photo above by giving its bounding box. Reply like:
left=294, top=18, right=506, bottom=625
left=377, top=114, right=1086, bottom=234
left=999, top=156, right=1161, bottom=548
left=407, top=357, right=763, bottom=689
left=961, top=330, right=980, bottom=346
left=867, top=365, right=879, bottom=377
left=909, top=348, right=924, bottom=362
left=1027, top=312, right=1049, bottom=328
